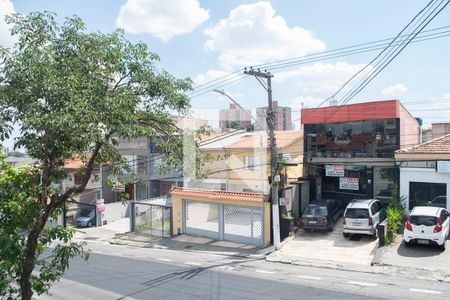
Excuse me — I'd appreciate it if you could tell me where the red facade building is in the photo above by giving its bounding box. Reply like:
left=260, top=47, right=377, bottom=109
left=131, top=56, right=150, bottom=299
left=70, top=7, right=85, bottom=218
left=301, top=100, right=420, bottom=204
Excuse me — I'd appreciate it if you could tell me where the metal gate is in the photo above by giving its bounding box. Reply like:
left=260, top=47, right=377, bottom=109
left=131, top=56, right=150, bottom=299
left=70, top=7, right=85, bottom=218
left=183, top=200, right=264, bottom=247
left=184, top=201, right=220, bottom=239
left=224, top=205, right=263, bottom=246
left=131, top=201, right=172, bottom=238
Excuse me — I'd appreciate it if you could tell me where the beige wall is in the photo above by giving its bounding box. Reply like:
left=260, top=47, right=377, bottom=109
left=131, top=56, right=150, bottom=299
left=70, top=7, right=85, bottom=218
left=172, top=193, right=271, bottom=247
left=202, top=138, right=303, bottom=191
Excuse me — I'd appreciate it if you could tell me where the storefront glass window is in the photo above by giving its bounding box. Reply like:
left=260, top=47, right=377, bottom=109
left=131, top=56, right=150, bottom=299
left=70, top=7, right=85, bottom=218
left=409, top=182, right=447, bottom=210
left=305, top=118, right=399, bottom=158
left=373, top=167, right=397, bottom=204
left=322, top=165, right=367, bottom=195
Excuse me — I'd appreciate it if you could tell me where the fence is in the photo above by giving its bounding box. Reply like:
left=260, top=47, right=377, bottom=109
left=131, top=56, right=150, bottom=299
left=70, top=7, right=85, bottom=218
left=131, top=201, right=172, bottom=238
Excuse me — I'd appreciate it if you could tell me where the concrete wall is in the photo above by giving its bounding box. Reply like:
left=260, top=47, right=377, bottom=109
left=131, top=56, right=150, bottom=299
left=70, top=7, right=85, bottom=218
left=399, top=104, right=420, bottom=149
left=101, top=201, right=130, bottom=224
left=432, top=123, right=450, bottom=139
left=399, top=167, right=450, bottom=211
left=171, top=193, right=271, bottom=247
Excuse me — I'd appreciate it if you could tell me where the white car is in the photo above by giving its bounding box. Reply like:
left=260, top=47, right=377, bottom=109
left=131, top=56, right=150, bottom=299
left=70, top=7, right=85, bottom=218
left=343, top=199, right=385, bottom=238
left=403, top=206, right=450, bottom=250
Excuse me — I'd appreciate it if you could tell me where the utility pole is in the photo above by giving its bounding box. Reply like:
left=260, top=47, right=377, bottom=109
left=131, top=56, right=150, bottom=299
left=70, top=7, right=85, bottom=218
left=244, top=68, right=281, bottom=249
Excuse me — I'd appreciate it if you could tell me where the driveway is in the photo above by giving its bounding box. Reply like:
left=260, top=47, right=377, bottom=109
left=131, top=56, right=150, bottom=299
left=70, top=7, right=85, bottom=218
left=268, top=217, right=378, bottom=267
left=377, top=235, right=450, bottom=274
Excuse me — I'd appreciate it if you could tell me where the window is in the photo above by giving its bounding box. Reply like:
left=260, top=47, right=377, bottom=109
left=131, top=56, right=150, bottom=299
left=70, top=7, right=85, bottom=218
left=440, top=211, right=447, bottom=223
left=370, top=202, right=380, bottom=215
left=307, top=205, right=328, bottom=216
left=409, top=182, right=447, bottom=210
left=345, top=208, right=369, bottom=218
left=410, top=216, right=436, bottom=226
left=304, top=118, right=399, bottom=159
left=244, top=156, right=259, bottom=170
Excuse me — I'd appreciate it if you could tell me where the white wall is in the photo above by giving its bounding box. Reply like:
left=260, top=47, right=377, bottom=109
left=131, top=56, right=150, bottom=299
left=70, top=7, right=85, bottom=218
left=399, top=167, right=450, bottom=211
left=101, top=201, right=130, bottom=224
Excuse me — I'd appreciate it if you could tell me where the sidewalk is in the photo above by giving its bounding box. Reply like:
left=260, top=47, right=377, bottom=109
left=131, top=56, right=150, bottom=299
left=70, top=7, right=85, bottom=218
left=110, top=233, right=269, bottom=257
left=74, top=218, right=130, bottom=242
left=372, top=235, right=450, bottom=281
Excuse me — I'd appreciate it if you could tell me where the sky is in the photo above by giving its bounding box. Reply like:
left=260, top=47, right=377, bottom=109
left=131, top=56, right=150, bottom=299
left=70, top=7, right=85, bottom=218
left=1, top=0, right=450, bottom=150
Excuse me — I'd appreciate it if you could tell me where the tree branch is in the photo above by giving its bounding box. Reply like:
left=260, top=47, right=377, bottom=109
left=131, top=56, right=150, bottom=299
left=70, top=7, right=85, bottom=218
left=113, top=73, right=130, bottom=91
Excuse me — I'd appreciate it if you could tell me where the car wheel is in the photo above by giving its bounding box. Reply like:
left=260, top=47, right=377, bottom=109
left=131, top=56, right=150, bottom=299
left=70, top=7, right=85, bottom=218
left=404, top=240, right=411, bottom=247
left=87, top=221, right=93, bottom=227
left=372, top=228, right=378, bottom=239
left=328, top=222, right=334, bottom=232
left=439, top=241, right=446, bottom=251
left=343, top=232, right=350, bottom=238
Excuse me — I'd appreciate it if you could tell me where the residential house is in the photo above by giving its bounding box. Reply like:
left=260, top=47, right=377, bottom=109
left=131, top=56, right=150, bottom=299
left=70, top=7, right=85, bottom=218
left=194, top=130, right=303, bottom=193
left=396, top=133, right=450, bottom=211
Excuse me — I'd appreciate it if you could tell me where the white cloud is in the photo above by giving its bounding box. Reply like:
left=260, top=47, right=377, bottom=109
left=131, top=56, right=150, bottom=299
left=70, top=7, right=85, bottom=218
left=193, top=69, right=232, bottom=86
left=0, top=0, right=15, bottom=48
left=275, top=61, right=370, bottom=93
left=116, top=0, right=209, bottom=42
left=381, top=83, right=408, bottom=97
left=203, top=1, right=325, bottom=69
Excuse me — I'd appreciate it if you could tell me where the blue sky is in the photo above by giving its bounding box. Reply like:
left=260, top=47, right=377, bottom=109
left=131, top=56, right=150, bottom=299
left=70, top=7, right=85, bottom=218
left=1, top=0, right=450, bottom=148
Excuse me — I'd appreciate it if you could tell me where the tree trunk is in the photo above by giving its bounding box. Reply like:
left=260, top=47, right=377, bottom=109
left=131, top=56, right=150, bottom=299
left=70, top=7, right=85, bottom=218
left=20, top=219, right=43, bottom=300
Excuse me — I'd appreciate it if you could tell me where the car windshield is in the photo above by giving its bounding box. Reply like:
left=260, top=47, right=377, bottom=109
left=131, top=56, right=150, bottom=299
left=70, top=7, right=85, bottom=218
left=80, top=209, right=95, bottom=217
left=307, top=205, right=328, bottom=216
left=410, top=215, right=436, bottom=226
left=431, top=196, right=446, bottom=204
left=345, top=208, right=369, bottom=219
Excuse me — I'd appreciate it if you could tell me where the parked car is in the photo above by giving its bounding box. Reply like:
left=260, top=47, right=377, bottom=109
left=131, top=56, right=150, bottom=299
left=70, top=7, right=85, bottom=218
left=299, top=200, right=343, bottom=232
left=427, top=196, right=447, bottom=209
left=403, top=206, right=449, bottom=250
left=342, top=199, right=385, bottom=238
left=75, top=209, right=96, bottom=228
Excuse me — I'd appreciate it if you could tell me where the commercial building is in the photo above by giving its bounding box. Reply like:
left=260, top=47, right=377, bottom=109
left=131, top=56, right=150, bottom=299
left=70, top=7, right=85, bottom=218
left=396, top=133, right=450, bottom=211
left=219, top=103, right=253, bottom=132
left=301, top=99, right=420, bottom=204
left=255, top=101, right=292, bottom=131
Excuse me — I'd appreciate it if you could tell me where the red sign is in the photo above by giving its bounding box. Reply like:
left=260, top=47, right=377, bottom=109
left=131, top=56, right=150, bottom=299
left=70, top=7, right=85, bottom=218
left=96, top=199, right=105, bottom=213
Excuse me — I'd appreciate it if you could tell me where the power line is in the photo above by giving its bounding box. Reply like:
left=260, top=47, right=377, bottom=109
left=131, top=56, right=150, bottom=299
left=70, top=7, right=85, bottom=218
left=323, top=0, right=450, bottom=122
left=188, top=24, right=450, bottom=99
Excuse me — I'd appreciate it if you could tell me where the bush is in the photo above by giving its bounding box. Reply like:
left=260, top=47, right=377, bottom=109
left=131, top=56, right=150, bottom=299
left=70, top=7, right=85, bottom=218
left=386, top=207, right=403, bottom=244
left=384, top=182, right=406, bottom=245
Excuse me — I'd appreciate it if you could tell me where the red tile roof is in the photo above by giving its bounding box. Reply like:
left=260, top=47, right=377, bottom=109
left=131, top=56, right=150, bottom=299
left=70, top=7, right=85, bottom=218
left=170, top=187, right=269, bottom=202
left=64, top=158, right=85, bottom=170
left=396, top=133, right=450, bottom=154
left=226, top=130, right=303, bottom=149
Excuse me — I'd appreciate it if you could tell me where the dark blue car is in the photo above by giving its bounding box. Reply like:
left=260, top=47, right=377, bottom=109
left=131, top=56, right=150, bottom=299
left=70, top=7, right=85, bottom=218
left=299, top=200, right=343, bottom=232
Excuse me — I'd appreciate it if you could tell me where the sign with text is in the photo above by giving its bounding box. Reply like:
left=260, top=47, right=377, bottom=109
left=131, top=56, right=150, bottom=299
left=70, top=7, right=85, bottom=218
left=96, top=199, right=105, bottom=213
left=437, top=161, right=450, bottom=173
left=339, top=177, right=359, bottom=191
left=326, top=165, right=345, bottom=177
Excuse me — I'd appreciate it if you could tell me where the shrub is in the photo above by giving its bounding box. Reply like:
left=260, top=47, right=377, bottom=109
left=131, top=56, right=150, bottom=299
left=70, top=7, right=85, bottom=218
left=386, top=207, right=403, bottom=244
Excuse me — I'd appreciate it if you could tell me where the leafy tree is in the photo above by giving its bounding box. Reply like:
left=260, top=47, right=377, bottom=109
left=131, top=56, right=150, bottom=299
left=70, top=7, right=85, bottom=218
left=0, top=155, right=89, bottom=298
left=0, top=12, right=194, bottom=299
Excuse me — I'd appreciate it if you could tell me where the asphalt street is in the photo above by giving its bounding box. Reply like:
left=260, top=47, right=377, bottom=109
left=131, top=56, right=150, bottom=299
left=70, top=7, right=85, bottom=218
left=38, top=241, right=450, bottom=300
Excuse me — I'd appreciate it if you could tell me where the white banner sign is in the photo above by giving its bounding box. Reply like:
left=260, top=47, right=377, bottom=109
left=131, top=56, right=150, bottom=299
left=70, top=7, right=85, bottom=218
left=339, top=177, right=359, bottom=191
left=326, top=165, right=345, bottom=177
left=437, top=161, right=450, bottom=173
